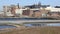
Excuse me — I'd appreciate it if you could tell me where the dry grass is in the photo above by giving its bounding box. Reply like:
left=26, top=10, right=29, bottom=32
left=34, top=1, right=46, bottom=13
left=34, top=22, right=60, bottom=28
left=0, top=26, right=60, bottom=34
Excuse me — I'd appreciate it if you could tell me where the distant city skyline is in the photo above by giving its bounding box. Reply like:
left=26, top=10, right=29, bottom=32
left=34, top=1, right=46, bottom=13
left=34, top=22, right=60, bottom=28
left=0, top=0, right=60, bottom=11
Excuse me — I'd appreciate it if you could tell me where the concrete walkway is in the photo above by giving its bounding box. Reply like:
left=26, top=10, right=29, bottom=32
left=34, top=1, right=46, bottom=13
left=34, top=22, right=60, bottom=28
left=0, top=20, right=60, bottom=24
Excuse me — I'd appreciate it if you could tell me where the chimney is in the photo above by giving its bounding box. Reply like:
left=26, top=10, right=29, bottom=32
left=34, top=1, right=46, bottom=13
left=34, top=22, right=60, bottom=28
left=17, top=3, right=20, bottom=9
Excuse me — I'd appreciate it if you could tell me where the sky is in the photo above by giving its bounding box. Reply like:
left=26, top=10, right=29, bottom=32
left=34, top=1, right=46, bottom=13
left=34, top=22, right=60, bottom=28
left=0, top=0, right=60, bottom=10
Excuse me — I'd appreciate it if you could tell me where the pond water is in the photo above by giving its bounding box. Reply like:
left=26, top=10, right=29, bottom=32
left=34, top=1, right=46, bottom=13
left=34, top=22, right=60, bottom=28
left=24, top=23, right=60, bottom=27
left=47, top=23, right=60, bottom=26
left=0, top=23, right=60, bottom=29
left=0, top=25, right=16, bottom=29
left=0, top=18, right=57, bottom=20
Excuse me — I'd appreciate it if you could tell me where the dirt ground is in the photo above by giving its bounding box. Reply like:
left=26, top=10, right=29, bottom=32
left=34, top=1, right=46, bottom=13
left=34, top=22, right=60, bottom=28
left=0, top=26, right=60, bottom=34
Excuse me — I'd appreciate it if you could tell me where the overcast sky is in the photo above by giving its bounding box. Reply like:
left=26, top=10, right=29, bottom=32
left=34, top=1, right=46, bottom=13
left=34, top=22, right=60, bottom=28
left=0, top=0, right=60, bottom=10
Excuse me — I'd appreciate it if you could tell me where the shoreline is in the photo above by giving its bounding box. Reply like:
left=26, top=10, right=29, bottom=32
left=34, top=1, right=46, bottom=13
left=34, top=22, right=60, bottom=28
left=0, top=26, right=60, bottom=34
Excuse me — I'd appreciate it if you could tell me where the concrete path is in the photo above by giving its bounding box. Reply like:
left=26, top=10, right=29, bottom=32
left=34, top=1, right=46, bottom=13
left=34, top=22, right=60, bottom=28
left=0, top=20, right=60, bottom=24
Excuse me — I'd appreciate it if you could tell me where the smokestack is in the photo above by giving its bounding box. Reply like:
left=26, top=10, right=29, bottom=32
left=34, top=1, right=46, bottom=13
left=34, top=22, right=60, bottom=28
left=17, top=3, right=20, bottom=9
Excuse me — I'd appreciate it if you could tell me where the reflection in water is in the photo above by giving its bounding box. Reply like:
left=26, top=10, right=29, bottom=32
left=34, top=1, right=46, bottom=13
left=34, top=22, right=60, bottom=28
left=24, top=23, right=60, bottom=27
left=0, top=25, right=16, bottom=29
left=24, top=24, right=32, bottom=27
left=24, top=24, right=47, bottom=27
left=0, top=18, right=57, bottom=20
left=47, top=23, right=60, bottom=26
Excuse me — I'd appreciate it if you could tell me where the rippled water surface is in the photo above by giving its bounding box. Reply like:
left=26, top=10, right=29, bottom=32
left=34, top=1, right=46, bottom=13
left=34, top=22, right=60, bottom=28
left=0, top=25, right=16, bottom=29
left=24, top=23, right=60, bottom=27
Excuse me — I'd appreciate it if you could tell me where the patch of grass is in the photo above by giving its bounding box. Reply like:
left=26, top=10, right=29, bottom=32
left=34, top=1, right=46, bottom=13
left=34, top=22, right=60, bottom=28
left=0, top=22, right=23, bottom=26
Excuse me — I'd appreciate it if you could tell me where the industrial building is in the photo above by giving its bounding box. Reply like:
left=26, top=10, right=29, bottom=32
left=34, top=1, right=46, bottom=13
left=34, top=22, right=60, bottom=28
left=2, top=3, right=60, bottom=18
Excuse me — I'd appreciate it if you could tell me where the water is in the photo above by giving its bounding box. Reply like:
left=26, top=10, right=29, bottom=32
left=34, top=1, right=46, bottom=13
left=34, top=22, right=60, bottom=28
left=0, top=18, right=58, bottom=28
left=24, top=23, right=60, bottom=27
left=0, top=25, right=16, bottom=29
left=24, top=24, right=46, bottom=27
left=0, top=23, right=59, bottom=29
left=1, top=23, right=59, bottom=28
left=47, top=23, right=60, bottom=26
left=0, top=18, right=57, bottom=20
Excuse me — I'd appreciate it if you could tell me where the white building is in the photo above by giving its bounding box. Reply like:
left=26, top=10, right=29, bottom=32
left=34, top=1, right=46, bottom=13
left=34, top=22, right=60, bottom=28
left=15, top=9, right=23, bottom=15
left=3, top=6, right=14, bottom=16
left=45, top=7, right=60, bottom=12
left=5, top=11, right=14, bottom=16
